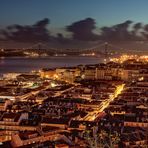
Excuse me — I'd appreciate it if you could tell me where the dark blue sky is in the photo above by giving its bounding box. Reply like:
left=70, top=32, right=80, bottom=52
left=0, top=0, right=148, bottom=32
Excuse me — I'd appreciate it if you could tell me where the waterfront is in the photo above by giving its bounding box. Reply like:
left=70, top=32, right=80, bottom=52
left=0, top=56, right=103, bottom=74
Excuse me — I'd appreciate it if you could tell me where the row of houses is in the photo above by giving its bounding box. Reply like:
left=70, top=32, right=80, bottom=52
left=40, top=60, right=148, bottom=83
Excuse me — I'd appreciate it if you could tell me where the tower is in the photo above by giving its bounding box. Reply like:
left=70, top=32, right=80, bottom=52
left=104, top=42, right=108, bottom=64
left=38, top=43, right=41, bottom=50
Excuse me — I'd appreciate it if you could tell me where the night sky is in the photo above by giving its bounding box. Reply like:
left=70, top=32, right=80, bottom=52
left=0, top=0, right=148, bottom=29
left=1, top=0, right=148, bottom=48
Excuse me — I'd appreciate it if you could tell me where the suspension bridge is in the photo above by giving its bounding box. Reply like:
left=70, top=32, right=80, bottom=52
left=0, top=41, right=148, bottom=56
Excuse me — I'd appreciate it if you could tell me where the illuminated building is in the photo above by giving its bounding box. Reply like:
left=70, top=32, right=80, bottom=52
left=39, top=68, right=56, bottom=79
left=82, top=67, right=96, bottom=80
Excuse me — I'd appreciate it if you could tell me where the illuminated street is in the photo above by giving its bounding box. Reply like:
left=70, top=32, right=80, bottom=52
left=81, top=84, right=125, bottom=122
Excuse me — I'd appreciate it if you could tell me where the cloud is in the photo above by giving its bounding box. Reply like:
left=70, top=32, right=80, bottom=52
left=66, top=18, right=99, bottom=41
left=133, top=22, right=142, bottom=32
left=0, top=18, right=147, bottom=43
left=66, top=19, right=146, bottom=41
left=0, top=18, right=50, bottom=42
left=100, top=20, right=134, bottom=41
left=141, top=24, right=148, bottom=39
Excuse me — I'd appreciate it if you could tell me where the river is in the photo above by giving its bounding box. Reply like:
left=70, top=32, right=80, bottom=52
left=0, top=56, right=103, bottom=74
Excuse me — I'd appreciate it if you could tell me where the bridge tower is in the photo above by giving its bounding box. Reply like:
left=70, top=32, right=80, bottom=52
left=104, top=42, right=108, bottom=64
left=38, top=43, right=41, bottom=50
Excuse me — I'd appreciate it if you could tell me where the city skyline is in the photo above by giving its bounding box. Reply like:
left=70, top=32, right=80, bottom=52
left=0, top=1, right=147, bottom=147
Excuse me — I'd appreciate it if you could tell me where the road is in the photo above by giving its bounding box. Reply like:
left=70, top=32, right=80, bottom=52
left=80, top=84, right=125, bottom=122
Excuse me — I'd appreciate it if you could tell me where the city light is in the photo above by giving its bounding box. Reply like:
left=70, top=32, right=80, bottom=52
left=138, top=77, right=144, bottom=81
left=0, top=0, right=148, bottom=147
left=110, top=54, right=148, bottom=63
left=53, top=74, right=59, bottom=79
left=50, top=82, right=57, bottom=88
